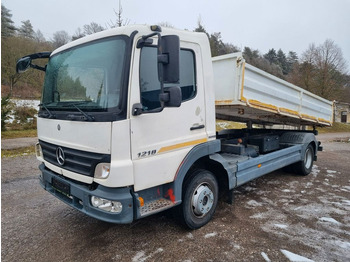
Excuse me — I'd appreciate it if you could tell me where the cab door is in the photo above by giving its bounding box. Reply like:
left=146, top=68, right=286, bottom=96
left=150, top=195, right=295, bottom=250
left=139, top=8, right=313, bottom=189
left=130, top=41, right=207, bottom=192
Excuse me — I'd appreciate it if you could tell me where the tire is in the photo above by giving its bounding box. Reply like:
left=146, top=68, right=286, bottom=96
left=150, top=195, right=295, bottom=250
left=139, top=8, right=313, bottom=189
left=293, top=144, right=314, bottom=176
left=179, top=169, right=218, bottom=229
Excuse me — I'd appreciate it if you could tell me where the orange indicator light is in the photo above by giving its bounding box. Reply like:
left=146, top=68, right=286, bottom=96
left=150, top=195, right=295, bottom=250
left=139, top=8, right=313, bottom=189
left=139, top=197, right=144, bottom=207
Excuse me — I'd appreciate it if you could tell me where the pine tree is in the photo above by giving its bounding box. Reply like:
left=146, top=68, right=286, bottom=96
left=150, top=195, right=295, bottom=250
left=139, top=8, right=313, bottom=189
left=277, top=49, right=288, bottom=75
left=243, top=47, right=259, bottom=63
left=18, top=20, right=35, bottom=38
left=194, top=17, right=207, bottom=34
left=1, top=4, right=17, bottom=37
left=264, top=48, right=278, bottom=64
left=286, top=51, right=298, bottom=72
left=109, top=0, right=130, bottom=28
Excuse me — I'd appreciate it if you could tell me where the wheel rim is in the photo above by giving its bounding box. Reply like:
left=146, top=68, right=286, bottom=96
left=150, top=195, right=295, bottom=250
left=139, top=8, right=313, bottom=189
left=191, top=183, right=214, bottom=217
left=304, top=147, right=313, bottom=169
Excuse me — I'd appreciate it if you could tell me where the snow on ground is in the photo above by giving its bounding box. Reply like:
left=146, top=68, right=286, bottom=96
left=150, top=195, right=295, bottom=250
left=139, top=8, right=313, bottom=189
left=247, top=164, right=350, bottom=261
left=261, top=252, right=271, bottom=262
left=281, top=249, right=314, bottom=262
left=6, top=99, right=40, bottom=124
left=326, top=170, right=337, bottom=174
left=186, top=233, right=193, bottom=239
left=310, top=165, right=320, bottom=177
left=132, top=248, right=164, bottom=262
left=273, top=224, right=288, bottom=229
left=246, top=200, right=263, bottom=207
left=319, top=217, right=341, bottom=224
left=204, top=232, right=217, bottom=238
left=12, top=99, right=40, bottom=110
left=342, top=200, right=350, bottom=205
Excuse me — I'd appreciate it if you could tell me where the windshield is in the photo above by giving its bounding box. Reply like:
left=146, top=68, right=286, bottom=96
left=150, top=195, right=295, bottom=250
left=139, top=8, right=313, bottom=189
left=42, top=36, right=127, bottom=112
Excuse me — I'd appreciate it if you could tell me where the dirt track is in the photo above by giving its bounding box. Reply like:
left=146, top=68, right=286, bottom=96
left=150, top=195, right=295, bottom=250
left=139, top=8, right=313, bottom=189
left=1, top=133, right=350, bottom=262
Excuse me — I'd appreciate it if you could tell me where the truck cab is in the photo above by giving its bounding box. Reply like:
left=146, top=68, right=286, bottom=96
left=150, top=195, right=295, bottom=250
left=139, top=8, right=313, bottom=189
left=19, top=25, right=217, bottom=226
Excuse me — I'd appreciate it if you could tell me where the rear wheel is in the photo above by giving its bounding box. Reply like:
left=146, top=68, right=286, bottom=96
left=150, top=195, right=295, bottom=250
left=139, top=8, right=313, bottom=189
left=293, top=144, right=314, bottom=176
left=179, top=169, right=218, bottom=229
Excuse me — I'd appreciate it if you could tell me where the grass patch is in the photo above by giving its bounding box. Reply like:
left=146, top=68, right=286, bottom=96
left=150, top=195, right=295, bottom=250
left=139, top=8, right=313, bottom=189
left=318, top=122, right=350, bottom=133
left=1, top=129, right=37, bottom=139
left=1, top=146, right=36, bottom=158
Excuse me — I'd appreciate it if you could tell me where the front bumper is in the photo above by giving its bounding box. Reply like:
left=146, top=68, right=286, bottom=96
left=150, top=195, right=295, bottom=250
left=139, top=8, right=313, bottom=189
left=39, top=164, right=134, bottom=223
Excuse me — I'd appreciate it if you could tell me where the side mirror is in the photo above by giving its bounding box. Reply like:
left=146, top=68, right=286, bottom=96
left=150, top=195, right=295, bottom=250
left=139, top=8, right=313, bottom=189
left=16, top=57, right=31, bottom=73
left=16, top=52, right=51, bottom=73
left=159, top=86, right=182, bottom=107
left=158, top=35, right=180, bottom=83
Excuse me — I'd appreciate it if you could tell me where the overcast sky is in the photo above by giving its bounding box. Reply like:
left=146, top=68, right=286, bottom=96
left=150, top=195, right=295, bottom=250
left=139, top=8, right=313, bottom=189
left=3, top=0, right=350, bottom=68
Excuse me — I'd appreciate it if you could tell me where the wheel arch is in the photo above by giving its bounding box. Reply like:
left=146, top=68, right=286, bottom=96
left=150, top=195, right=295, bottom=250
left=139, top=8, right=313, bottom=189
left=184, top=156, right=231, bottom=198
left=280, top=132, right=318, bottom=160
left=173, top=140, right=231, bottom=203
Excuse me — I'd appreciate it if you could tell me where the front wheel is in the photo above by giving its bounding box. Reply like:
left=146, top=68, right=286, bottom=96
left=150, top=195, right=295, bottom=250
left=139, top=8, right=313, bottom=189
left=179, top=169, right=218, bottom=229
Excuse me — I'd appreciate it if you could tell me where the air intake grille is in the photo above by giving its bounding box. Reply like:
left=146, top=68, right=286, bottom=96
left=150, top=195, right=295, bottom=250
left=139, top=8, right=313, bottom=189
left=39, top=140, right=111, bottom=177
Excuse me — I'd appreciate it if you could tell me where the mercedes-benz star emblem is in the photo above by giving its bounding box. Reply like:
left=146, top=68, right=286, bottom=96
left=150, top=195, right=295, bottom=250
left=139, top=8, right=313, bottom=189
left=56, top=147, right=65, bottom=166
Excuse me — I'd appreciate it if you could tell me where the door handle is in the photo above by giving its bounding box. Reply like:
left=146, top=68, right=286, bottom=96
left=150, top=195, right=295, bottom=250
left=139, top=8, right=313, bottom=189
left=190, top=124, right=205, bottom=131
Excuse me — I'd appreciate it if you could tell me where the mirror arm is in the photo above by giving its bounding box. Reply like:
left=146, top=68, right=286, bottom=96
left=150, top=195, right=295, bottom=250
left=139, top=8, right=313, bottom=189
left=158, top=54, right=168, bottom=64
left=136, top=32, right=158, bottom=48
left=159, top=92, right=170, bottom=103
left=132, top=103, right=143, bottom=116
left=30, top=64, right=46, bottom=72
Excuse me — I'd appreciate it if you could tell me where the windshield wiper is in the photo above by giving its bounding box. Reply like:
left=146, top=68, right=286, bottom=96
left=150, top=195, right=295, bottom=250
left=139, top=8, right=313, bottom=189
left=38, top=103, right=56, bottom=119
left=63, top=102, right=95, bottom=121
left=72, top=103, right=95, bottom=121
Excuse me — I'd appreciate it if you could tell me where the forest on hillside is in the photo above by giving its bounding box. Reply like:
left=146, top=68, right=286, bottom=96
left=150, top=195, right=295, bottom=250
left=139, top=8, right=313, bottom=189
left=1, top=3, right=350, bottom=102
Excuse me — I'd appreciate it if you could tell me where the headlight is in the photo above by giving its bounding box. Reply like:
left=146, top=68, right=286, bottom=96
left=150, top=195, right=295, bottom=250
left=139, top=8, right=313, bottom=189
left=94, top=163, right=110, bottom=179
left=91, top=196, right=122, bottom=213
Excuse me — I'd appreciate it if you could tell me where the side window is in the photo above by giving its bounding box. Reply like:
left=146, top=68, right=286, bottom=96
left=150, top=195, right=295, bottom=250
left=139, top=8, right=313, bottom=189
left=139, top=46, right=196, bottom=111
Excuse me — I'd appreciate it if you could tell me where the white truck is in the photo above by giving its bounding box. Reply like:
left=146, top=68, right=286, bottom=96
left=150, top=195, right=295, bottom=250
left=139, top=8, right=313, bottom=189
left=16, top=25, right=333, bottom=229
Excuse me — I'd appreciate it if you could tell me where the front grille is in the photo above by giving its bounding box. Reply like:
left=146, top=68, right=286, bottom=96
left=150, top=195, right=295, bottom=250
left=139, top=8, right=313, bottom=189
left=39, top=140, right=111, bottom=177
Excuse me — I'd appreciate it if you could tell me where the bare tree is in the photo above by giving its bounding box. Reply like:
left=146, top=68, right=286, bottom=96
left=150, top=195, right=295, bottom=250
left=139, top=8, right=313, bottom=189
left=83, top=22, right=104, bottom=35
left=72, top=27, right=85, bottom=41
left=158, top=22, right=174, bottom=28
left=314, top=40, right=347, bottom=99
left=52, top=30, right=70, bottom=48
left=33, top=29, right=46, bottom=43
left=289, top=39, right=348, bottom=100
left=315, top=39, right=347, bottom=74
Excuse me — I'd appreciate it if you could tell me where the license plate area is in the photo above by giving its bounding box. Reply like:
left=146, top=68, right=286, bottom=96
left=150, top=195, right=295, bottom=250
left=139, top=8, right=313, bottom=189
left=52, top=177, right=71, bottom=196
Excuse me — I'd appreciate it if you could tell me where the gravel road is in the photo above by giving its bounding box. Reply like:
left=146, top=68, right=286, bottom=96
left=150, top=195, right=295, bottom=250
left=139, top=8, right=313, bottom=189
left=1, top=133, right=350, bottom=262
left=1, top=137, right=38, bottom=150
